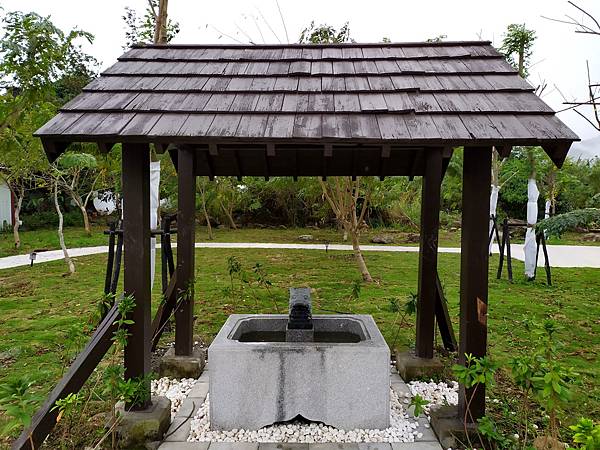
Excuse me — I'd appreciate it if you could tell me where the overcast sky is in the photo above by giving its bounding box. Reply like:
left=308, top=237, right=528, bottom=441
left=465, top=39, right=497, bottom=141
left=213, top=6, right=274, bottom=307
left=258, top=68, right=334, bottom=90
left=4, top=0, right=599, bottom=157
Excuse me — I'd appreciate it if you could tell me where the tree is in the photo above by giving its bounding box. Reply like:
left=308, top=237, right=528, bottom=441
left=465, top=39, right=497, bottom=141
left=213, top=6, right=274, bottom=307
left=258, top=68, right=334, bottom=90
left=215, top=177, right=242, bottom=229
left=196, top=177, right=214, bottom=239
left=499, top=24, right=541, bottom=278
left=299, top=21, right=375, bottom=281
left=0, top=11, right=96, bottom=247
left=0, top=11, right=95, bottom=132
left=299, top=21, right=352, bottom=44
left=123, top=0, right=180, bottom=48
left=499, top=24, right=536, bottom=78
left=54, top=151, right=102, bottom=235
left=544, top=2, right=599, bottom=131
left=0, top=104, right=51, bottom=247
left=319, top=177, right=373, bottom=282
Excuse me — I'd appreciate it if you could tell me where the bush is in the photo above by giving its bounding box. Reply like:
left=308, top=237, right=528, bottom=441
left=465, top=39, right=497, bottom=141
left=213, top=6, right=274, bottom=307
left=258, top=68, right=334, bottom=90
left=20, top=210, right=83, bottom=230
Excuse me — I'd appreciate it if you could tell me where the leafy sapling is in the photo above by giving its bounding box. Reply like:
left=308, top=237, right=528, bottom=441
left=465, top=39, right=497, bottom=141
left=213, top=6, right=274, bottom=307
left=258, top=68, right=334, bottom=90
left=569, top=418, right=600, bottom=450
left=408, top=394, right=429, bottom=418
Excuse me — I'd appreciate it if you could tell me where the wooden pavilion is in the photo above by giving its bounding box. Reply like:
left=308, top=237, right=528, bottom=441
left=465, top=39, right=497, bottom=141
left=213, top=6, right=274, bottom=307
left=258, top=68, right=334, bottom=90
left=21, top=41, right=577, bottom=449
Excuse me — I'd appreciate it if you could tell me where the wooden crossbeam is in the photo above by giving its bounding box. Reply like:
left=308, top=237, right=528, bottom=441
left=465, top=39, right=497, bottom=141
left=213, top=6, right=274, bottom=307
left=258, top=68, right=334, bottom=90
left=379, top=145, right=391, bottom=181
left=232, top=149, right=242, bottom=181
left=151, top=271, right=178, bottom=352
left=322, top=144, right=332, bottom=181
left=434, top=273, right=457, bottom=352
left=12, top=304, right=120, bottom=450
left=409, top=149, right=422, bottom=181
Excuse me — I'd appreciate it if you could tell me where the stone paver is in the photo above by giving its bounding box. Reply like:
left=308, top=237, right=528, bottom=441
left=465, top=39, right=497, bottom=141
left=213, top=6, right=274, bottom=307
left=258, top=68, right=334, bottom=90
left=259, top=444, right=308, bottom=450
left=3, top=241, right=598, bottom=270
left=392, top=443, right=442, bottom=450
left=212, top=443, right=259, bottom=450
left=158, top=443, right=210, bottom=450
left=357, top=443, right=391, bottom=450
left=163, top=416, right=193, bottom=442
left=310, top=444, right=359, bottom=450
left=157, top=355, right=443, bottom=450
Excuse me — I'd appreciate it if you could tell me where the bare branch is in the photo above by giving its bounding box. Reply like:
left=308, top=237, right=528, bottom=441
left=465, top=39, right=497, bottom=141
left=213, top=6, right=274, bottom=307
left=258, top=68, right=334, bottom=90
left=275, top=0, right=290, bottom=44
left=568, top=0, right=600, bottom=31
left=209, top=25, right=247, bottom=44
left=573, top=108, right=600, bottom=131
left=256, top=7, right=282, bottom=43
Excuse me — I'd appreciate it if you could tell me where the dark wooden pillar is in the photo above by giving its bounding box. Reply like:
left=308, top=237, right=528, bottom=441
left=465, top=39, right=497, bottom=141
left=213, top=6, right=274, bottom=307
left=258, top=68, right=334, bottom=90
left=175, top=147, right=196, bottom=356
left=415, top=147, right=443, bottom=359
left=122, top=143, right=151, bottom=408
left=458, top=146, right=492, bottom=421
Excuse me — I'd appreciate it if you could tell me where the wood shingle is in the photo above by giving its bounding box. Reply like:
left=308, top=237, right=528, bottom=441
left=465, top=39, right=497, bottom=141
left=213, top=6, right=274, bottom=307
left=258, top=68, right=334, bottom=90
left=35, top=41, right=578, bottom=170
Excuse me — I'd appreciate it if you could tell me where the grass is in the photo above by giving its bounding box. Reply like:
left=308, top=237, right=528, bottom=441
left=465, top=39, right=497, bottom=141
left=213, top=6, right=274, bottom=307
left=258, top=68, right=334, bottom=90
left=0, top=242, right=599, bottom=446
left=1, top=222, right=597, bottom=258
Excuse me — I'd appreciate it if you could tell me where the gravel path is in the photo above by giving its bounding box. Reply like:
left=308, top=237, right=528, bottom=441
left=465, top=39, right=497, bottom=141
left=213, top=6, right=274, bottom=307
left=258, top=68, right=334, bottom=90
left=1, top=241, right=599, bottom=270
left=153, top=366, right=454, bottom=447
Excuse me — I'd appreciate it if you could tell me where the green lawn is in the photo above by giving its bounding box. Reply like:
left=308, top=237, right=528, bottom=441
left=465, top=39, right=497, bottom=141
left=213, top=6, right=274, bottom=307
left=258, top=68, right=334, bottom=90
left=0, top=244, right=598, bottom=446
left=0, top=222, right=597, bottom=258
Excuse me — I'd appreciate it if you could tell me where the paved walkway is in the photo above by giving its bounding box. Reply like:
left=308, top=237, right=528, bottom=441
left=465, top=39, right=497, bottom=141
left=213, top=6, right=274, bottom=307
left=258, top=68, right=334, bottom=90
left=157, top=366, right=443, bottom=450
left=1, top=241, right=599, bottom=270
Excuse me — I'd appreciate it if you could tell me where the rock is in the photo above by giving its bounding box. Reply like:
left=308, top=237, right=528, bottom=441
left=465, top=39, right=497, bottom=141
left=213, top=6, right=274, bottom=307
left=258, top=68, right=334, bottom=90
left=114, top=396, right=171, bottom=448
left=297, top=234, right=314, bottom=241
left=159, top=347, right=205, bottom=379
left=533, top=435, right=565, bottom=450
left=401, top=233, right=420, bottom=243
left=371, top=234, right=395, bottom=244
left=582, top=232, right=600, bottom=242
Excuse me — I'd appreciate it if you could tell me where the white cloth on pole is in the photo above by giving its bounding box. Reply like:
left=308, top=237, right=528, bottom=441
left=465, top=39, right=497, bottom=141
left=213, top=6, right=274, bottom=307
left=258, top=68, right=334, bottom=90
left=150, top=161, right=161, bottom=290
left=524, top=178, right=539, bottom=278
left=488, top=184, right=499, bottom=253
left=544, top=200, right=551, bottom=220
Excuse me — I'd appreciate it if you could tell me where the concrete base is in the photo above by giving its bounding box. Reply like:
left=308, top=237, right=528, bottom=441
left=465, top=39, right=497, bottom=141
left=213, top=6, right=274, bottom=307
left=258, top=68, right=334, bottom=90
left=159, top=346, right=205, bottom=379
left=395, top=351, right=444, bottom=381
left=209, top=314, right=390, bottom=430
left=114, top=396, right=171, bottom=449
left=429, top=405, right=479, bottom=449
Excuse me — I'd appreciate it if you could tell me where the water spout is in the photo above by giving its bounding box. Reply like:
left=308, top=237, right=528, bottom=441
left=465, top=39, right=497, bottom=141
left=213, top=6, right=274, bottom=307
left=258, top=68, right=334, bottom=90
left=286, top=287, right=314, bottom=342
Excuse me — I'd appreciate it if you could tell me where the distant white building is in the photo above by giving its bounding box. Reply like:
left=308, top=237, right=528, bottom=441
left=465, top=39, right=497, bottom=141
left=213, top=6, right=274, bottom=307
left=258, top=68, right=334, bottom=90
left=0, top=180, right=14, bottom=230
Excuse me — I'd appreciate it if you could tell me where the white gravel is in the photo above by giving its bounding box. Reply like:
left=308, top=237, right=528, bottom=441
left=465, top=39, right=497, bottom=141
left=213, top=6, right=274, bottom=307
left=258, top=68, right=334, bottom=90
left=151, top=377, right=197, bottom=419
left=407, top=380, right=459, bottom=415
left=150, top=376, right=458, bottom=443
left=186, top=380, right=458, bottom=443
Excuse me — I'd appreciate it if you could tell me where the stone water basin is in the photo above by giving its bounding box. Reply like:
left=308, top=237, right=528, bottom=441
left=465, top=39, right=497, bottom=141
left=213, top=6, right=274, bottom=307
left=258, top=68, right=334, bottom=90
left=208, top=314, right=390, bottom=430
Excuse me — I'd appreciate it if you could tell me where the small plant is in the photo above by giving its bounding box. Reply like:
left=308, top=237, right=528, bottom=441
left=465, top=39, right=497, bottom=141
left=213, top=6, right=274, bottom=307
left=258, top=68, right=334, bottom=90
left=349, top=279, right=361, bottom=301
left=476, top=415, right=513, bottom=449
left=390, top=292, right=418, bottom=349
left=0, top=377, right=42, bottom=439
left=510, top=319, right=579, bottom=446
left=408, top=394, right=429, bottom=418
left=453, top=353, right=498, bottom=449
left=51, top=392, right=83, bottom=444
left=227, top=255, right=242, bottom=294
left=569, top=418, right=600, bottom=449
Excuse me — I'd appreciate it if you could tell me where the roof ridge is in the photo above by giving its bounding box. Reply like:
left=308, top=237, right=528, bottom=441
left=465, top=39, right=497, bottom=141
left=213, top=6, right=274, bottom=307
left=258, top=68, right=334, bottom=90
left=131, top=41, right=493, bottom=49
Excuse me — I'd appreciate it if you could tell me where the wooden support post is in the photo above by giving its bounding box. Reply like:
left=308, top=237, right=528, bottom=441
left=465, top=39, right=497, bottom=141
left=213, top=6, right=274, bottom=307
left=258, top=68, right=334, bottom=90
left=175, top=147, right=196, bottom=356
left=458, top=146, right=492, bottom=421
left=122, top=143, right=151, bottom=409
left=415, top=147, right=443, bottom=359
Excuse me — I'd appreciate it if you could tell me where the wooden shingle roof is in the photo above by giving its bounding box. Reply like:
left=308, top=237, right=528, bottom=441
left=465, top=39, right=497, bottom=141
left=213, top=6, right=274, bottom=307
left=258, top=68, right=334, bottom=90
left=36, top=41, right=578, bottom=172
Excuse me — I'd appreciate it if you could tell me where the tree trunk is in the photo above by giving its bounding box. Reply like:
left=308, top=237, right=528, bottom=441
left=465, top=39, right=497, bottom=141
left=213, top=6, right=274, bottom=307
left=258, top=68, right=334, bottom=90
left=54, top=181, right=75, bottom=274
left=12, top=186, right=24, bottom=249
left=199, top=186, right=213, bottom=240
left=220, top=200, right=237, bottom=229
left=79, top=202, right=91, bottom=235
left=154, top=0, right=169, bottom=44
left=350, top=229, right=372, bottom=282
